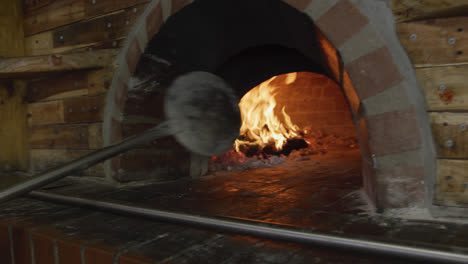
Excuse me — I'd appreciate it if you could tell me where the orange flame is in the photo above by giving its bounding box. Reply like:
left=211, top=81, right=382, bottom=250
left=235, top=73, right=300, bottom=152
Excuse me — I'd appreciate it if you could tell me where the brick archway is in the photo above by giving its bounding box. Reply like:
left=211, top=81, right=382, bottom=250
left=103, top=0, right=436, bottom=210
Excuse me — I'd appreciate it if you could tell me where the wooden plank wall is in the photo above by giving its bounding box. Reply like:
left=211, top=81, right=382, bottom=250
left=27, top=69, right=110, bottom=176
left=0, top=81, right=28, bottom=171
left=21, top=0, right=151, bottom=175
left=0, top=0, right=25, bottom=57
left=393, top=1, right=468, bottom=207
left=0, top=0, right=27, bottom=172
left=23, top=0, right=149, bottom=55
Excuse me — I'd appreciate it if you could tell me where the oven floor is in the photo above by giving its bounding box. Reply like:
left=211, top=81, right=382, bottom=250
left=1, top=149, right=467, bottom=263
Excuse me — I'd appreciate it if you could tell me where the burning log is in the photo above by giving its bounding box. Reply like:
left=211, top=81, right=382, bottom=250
left=238, top=137, right=308, bottom=157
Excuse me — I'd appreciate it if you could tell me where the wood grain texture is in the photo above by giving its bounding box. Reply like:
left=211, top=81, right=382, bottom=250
left=28, top=100, right=65, bottom=126
left=391, top=0, right=468, bottom=22
left=435, top=159, right=468, bottom=206
left=397, top=17, right=468, bottom=67
left=430, top=112, right=468, bottom=158
left=416, top=65, right=468, bottom=111
left=63, top=94, right=105, bottom=123
left=27, top=69, right=111, bottom=102
left=53, top=3, right=146, bottom=49
left=0, top=49, right=117, bottom=78
left=23, top=0, right=86, bottom=36
left=23, top=0, right=52, bottom=13
left=87, top=68, right=112, bottom=95
left=24, top=31, right=54, bottom=56
left=30, top=149, right=104, bottom=177
left=0, top=0, right=25, bottom=57
left=27, top=71, right=89, bottom=102
left=0, top=81, right=28, bottom=171
left=23, top=0, right=150, bottom=36
left=84, top=0, right=150, bottom=18
left=30, top=123, right=102, bottom=149
left=25, top=34, right=126, bottom=56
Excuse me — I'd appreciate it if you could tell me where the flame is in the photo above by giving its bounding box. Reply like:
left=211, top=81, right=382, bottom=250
left=235, top=73, right=300, bottom=152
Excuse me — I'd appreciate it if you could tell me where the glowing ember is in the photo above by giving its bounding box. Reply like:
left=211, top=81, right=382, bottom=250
left=234, top=73, right=300, bottom=152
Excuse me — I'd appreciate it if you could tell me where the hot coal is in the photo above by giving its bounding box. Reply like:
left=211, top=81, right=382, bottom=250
left=239, top=137, right=308, bottom=157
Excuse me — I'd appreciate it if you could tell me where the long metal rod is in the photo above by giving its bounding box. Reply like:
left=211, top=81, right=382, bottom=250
left=0, top=122, right=171, bottom=203
left=29, top=190, right=468, bottom=264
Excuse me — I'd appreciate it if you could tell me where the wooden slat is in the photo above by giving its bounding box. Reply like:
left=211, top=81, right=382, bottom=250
left=397, top=17, right=468, bottom=67
left=84, top=0, right=150, bottom=18
left=416, top=65, right=468, bottom=111
left=23, top=0, right=86, bottom=36
left=53, top=4, right=146, bottom=49
left=30, top=149, right=105, bottom=177
left=27, top=71, right=89, bottom=102
left=30, top=123, right=102, bottom=149
left=87, top=68, right=112, bottom=95
left=0, top=0, right=25, bottom=57
left=435, top=159, right=468, bottom=206
left=23, top=0, right=52, bottom=13
left=28, top=94, right=105, bottom=126
left=28, top=100, right=65, bottom=126
left=23, top=0, right=150, bottom=37
left=24, top=31, right=54, bottom=56
left=24, top=31, right=99, bottom=56
left=63, top=94, right=105, bottom=123
left=0, top=81, right=28, bottom=171
left=0, top=49, right=117, bottom=78
left=27, top=68, right=112, bottom=102
left=430, top=112, right=468, bottom=158
left=25, top=32, right=126, bottom=56
left=391, top=0, right=468, bottom=22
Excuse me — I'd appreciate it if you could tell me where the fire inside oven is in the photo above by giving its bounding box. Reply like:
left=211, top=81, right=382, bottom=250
left=210, top=72, right=360, bottom=175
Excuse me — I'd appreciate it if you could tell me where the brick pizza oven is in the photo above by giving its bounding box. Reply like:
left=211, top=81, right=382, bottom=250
left=102, top=0, right=437, bottom=212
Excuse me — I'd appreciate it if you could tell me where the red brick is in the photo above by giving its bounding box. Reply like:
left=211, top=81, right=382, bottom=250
left=366, top=107, right=422, bottom=156
left=121, top=149, right=190, bottom=171
left=321, top=82, right=343, bottom=98
left=334, top=96, right=350, bottom=111
left=346, top=46, right=403, bottom=99
left=56, top=236, right=88, bottom=264
left=119, top=253, right=155, bottom=264
left=375, top=166, right=425, bottom=208
left=298, top=99, right=322, bottom=112
left=0, top=218, right=20, bottom=264
left=172, top=0, right=192, bottom=14
left=122, top=122, right=158, bottom=137
left=32, top=229, right=64, bottom=264
left=326, top=112, right=349, bottom=126
left=342, top=70, right=360, bottom=114
left=316, top=0, right=369, bottom=47
left=304, top=86, right=323, bottom=97
left=124, top=92, right=164, bottom=117
left=121, top=124, right=183, bottom=150
left=324, top=126, right=357, bottom=137
left=303, top=113, right=327, bottom=126
left=356, top=117, right=371, bottom=159
left=305, top=99, right=324, bottom=112
left=318, top=100, right=335, bottom=112
left=146, top=3, right=164, bottom=39
left=361, top=159, right=377, bottom=207
left=12, top=221, right=49, bottom=264
left=126, top=38, right=142, bottom=75
left=85, top=243, right=118, bottom=264
left=317, top=29, right=341, bottom=82
left=282, top=0, right=312, bottom=11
